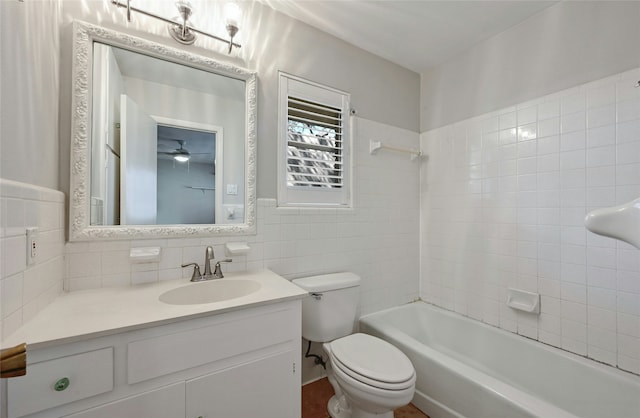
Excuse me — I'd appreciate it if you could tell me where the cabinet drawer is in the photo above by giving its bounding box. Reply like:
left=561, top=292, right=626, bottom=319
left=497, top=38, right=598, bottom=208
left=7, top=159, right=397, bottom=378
left=8, top=347, right=113, bottom=418
left=128, top=307, right=295, bottom=383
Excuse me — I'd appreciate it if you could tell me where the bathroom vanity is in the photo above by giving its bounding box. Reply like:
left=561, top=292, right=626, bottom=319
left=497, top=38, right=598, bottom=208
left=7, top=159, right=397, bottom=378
left=2, top=270, right=306, bottom=418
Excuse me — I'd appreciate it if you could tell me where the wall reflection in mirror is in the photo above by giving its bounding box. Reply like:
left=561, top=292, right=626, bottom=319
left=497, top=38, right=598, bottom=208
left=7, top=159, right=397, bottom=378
left=90, top=43, right=246, bottom=226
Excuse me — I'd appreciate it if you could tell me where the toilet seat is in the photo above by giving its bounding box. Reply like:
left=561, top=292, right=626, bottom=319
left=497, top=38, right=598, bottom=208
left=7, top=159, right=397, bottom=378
left=329, top=333, right=415, bottom=391
left=331, top=354, right=415, bottom=391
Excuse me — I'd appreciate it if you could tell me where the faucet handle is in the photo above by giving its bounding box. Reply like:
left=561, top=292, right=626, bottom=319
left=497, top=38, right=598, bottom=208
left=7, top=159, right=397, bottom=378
left=213, top=259, right=232, bottom=278
left=181, top=263, right=202, bottom=281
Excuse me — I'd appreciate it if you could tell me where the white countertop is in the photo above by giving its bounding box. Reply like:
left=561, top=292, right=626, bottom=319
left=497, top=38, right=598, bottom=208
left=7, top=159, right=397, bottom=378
left=2, top=269, right=308, bottom=350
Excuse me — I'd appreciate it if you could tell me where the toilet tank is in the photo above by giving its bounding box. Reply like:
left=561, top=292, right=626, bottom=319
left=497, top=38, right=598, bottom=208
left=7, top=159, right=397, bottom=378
left=292, top=273, right=361, bottom=343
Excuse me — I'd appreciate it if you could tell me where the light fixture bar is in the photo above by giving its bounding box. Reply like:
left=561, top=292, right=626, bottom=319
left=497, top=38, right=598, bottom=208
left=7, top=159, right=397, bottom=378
left=111, top=0, right=242, bottom=52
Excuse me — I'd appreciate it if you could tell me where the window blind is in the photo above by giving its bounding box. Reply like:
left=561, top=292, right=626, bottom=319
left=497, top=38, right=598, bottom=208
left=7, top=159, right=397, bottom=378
left=278, top=73, right=351, bottom=207
left=286, top=97, right=343, bottom=188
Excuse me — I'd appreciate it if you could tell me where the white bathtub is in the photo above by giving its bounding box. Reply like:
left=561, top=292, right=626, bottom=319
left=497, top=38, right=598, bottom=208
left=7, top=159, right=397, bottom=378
left=359, top=302, right=640, bottom=418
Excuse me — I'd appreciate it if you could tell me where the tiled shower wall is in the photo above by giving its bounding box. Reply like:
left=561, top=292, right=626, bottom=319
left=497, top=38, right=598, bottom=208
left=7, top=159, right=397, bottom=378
left=0, top=179, right=65, bottom=340
left=65, top=117, right=421, bottom=317
left=421, top=68, right=640, bottom=374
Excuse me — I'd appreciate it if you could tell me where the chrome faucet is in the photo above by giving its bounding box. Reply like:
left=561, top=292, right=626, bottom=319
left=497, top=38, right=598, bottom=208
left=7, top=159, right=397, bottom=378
left=203, top=246, right=214, bottom=278
left=181, top=246, right=232, bottom=281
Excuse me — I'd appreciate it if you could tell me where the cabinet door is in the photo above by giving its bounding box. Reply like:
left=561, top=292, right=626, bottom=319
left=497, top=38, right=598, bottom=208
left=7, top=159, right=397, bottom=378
left=64, top=382, right=185, bottom=418
left=186, top=350, right=297, bottom=418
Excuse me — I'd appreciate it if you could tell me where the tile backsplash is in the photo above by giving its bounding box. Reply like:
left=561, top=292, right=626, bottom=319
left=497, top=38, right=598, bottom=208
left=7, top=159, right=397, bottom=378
left=0, top=179, right=65, bottom=340
left=64, top=117, right=421, bottom=318
left=421, top=67, right=640, bottom=374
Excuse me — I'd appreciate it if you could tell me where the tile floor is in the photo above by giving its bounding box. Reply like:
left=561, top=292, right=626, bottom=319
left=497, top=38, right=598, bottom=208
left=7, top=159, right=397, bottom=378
left=302, top=378, right=429, bottom=418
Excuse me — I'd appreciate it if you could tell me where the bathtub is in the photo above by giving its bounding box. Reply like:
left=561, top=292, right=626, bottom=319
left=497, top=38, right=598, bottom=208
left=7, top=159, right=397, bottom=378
left=359, top=302, right=640, bottom=418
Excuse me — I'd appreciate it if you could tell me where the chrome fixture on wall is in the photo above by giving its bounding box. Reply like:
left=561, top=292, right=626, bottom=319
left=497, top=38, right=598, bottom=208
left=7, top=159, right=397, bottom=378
left=111, top=0, right=242, bottom=53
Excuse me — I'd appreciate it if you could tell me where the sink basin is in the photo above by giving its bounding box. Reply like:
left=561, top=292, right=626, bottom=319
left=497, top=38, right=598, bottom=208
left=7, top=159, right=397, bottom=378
left=159, top=279, right=261, bottom=305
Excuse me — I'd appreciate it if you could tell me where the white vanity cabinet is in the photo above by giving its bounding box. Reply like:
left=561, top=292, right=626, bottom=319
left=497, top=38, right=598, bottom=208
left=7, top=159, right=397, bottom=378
left=5, top=300, right=302, bottom=418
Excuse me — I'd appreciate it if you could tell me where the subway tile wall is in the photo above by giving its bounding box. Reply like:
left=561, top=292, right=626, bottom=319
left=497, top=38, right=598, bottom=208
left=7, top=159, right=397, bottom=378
left=65, top=117, right=421, bottom=317
left=420, top=68, right=640, bottom=375
left=0, top=179, right=65, bottom=340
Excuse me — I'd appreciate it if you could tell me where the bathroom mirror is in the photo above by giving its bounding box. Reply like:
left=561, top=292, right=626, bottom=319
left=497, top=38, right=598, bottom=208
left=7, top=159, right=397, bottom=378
left=69, top=21, right=256, bottom=241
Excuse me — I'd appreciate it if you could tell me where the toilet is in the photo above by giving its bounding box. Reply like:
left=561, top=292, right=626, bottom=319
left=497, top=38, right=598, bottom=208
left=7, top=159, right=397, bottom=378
left=292, top=273, right=415, bottom=418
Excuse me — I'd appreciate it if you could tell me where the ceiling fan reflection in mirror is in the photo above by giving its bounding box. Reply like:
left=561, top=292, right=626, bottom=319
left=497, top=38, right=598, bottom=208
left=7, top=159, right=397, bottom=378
left=158, top=139, right=211, bottom=163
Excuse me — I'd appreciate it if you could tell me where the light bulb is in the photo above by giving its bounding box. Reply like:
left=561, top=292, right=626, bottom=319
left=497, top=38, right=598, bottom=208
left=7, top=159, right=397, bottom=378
left=224, top=2, right=241, bottom=29
left=174, top=154, right=190, bottom=162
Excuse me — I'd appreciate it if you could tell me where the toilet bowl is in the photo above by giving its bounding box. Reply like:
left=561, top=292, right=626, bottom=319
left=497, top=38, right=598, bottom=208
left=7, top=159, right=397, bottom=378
left=324, top=333, right=416, bottom=418
left=292, top=273, right=416, bottom=418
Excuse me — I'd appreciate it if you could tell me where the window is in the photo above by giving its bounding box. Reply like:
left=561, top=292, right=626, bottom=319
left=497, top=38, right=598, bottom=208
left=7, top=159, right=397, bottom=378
left=278, top=73, right=351, bottom=207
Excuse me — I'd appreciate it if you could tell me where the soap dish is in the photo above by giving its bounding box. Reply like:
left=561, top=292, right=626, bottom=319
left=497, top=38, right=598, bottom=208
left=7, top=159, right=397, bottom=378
left=129, top=247, right=161, bottom=263
left=225, top=242, right=250, bottom=256
left=506, top=288, right=540, bottom=314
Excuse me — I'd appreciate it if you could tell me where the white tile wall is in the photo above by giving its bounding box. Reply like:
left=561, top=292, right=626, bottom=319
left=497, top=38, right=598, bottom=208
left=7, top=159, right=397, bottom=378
left=65, top=117, right=421, bottom=317
left=421, top=68, right=640, bottom=375
left=0, top=179, right=65, bottom=340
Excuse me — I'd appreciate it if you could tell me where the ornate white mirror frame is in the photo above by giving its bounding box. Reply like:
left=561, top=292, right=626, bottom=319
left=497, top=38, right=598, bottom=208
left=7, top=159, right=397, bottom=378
left=69, top=21, right=257, bottom=241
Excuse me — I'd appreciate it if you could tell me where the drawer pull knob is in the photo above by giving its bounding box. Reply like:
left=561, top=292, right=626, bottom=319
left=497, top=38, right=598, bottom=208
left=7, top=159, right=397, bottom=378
left=54, top=377, right=70, bottom=391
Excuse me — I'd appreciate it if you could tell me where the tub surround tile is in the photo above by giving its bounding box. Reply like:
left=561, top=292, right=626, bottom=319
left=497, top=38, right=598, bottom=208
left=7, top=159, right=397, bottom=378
left=420, top=67, right=640, bottom=376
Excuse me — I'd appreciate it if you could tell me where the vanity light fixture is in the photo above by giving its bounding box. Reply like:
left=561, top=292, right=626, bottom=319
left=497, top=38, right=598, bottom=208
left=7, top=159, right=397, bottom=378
left=110, top=0, right=242, bottom=53
left=224, top=2, right=241, bottom=53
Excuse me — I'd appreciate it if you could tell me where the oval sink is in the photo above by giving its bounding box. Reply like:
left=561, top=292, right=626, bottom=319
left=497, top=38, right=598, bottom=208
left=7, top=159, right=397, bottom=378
left=159, top=279, right=261, bottom=305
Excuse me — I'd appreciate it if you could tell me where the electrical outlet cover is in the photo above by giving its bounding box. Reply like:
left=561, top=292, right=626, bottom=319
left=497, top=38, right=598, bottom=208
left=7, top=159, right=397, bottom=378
left=26, top=227, right=38, bottom=265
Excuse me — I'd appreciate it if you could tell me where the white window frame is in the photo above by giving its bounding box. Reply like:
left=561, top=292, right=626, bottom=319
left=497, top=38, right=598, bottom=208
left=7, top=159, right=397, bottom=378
left=277, top=72, right=352, bottom=208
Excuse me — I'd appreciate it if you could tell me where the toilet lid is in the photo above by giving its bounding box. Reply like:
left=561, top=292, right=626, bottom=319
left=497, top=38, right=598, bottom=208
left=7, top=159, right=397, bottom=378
left=330, top=333, right=414, bottom=385
left=331, top=353, right=415, bottom=391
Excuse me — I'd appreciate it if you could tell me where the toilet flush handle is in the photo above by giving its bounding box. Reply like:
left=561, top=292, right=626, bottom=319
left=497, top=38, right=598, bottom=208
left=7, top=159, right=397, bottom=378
left=311, top=292, right=323, bottom=300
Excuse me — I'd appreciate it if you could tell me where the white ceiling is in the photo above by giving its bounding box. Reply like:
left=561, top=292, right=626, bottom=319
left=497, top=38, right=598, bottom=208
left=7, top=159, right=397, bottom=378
left=111, top=45, right=245, bottom=98
left=261, top=0, right=558, bottom=73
